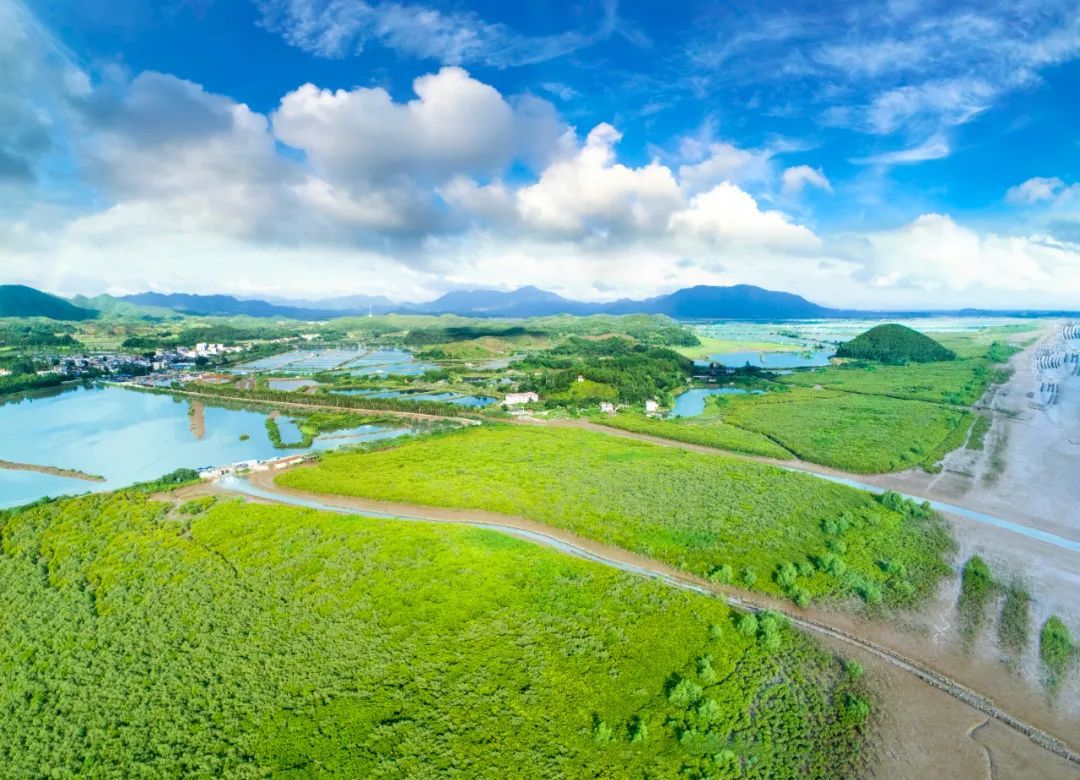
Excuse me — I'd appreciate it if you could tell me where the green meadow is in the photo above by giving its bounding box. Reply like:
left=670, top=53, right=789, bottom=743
left=0, top=491, right=869, bottom=779
left=717, top=388, right=971, bottom=473
left=280, top=425, right=953, bottom=608
left=599, top=410, right=794, bottom=459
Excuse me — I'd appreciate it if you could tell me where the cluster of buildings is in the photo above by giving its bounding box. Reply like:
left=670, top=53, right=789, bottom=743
left=52, top=353, right=154, bottom=377
left=176, top=343, right=245, bottom=359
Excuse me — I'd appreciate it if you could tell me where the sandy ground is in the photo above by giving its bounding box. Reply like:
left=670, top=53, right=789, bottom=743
left=873, top=320, right=1080, bottom=539
left=0, top=459, right=104, bottom=482
left=188, top=400, right=206, bottom=440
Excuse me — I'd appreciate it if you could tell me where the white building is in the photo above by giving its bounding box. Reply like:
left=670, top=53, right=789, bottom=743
left=599, top=402, right=616, bottom=414
left=645, top=399, right=659, bottom=414
left=504, top=391, right=540, bottom=406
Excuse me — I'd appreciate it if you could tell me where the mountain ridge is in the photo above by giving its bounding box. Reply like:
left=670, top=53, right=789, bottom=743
left=0, top=285, right=98, bottom=321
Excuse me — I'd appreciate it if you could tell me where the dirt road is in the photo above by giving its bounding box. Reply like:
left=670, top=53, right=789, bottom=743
left=194, top=471, right=1080, bottom=777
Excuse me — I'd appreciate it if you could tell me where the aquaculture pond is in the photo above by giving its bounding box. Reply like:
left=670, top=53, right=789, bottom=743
left=697, top=350, right=834, bottom=369
left=669, top=387, right=755, bottom=418
left=268, top=378, right=320, bottom=392
left=345, top=348, right=437, bottom=377
left=0, top=384, right=409, bottom=509
left=233, top=347, right=437, bottom=377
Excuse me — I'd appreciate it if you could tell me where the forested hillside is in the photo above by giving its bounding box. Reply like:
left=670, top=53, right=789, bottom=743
left=836, top=324, right=956, bottom=364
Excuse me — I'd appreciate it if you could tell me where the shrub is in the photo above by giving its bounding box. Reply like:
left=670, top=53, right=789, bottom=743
left=736, top=614, right=759, bottom=637
left=667, top=678, right=704, bottom=708
left=957, top=556, right=995, bottom=644
left=1040, top=616, right=1076, bottom=693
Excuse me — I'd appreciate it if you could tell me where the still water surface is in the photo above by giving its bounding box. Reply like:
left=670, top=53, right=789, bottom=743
left=0, top=385, right=408, bottom=508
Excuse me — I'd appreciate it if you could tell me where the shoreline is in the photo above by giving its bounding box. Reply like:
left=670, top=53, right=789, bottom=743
left=0, top=459, right=105, bottom=483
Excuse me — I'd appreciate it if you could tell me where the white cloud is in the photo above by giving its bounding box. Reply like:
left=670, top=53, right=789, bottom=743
left=274, top=67, right=516, bottom=183
left=851, top=134, right=950, bottom=166
left=780, top=165, right=831, bottom=195
left=670, top=183, right=821, bottom=251
left=515, top=123, right=682, bottom=236
left=854, top=213, right=1080, bottom=298
left=677, top=142, right=774, bottom=193
left=254, top=0, right=615, bottom=67
left=1006, top=176, right=1066, bottom=204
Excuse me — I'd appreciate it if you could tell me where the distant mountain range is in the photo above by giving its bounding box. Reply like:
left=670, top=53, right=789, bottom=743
left=117, top=284, right=840, bottom=319
left=4, top=282, right=1079, bottom=322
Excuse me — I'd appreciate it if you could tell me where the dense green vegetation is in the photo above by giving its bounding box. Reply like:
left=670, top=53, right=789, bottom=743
left=1039, top=616, right=1076, bottom=694
left=280, top=425, right=953, bottom=608
left=0, top=322, right=80, bottom=348
left=598, top=410, right=794, bottom=459
left=515, top=337, right=692, bottom=406
left=168, top=382, right=477, bottom=418
left=779, top=358, right=997, bottom=406
left=0, top=371, right=65, bottom=397
left=956, top=556, right=995, bottom=645
left=264, top=411, right=384, bottom=449
left=0, top=492, right=869, bottom=778
left=966, top=415, right=992, bottom=450
left=835, top=324, right=956, bottom=364
left=715, top=387, right=968, bottom=473
left=997, top=582, right=1031, bottom=661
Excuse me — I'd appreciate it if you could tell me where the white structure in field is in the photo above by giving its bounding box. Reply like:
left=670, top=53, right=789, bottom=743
left=599, top=402, right=616, bottom=414
left=503, top=391, right=539, bottom=406
left=644, top=399, right=659, bottom=414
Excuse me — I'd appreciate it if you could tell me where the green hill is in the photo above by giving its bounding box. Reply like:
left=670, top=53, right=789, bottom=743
left=69, top=293, right=178, bottom=320
left=836, top=324, right=956, bottom=364
left=0, top=285, right=97, bottom=321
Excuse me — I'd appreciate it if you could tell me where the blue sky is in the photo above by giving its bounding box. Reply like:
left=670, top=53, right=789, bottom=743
left=2, top=0, right=1079, bottom=307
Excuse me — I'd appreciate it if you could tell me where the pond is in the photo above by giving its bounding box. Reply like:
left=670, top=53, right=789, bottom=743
left=669, top=388, right=755, bottom=418
left=268, top=378, right=320, bottom=392
left=696, top=350, right=834, bottom=369
left=0, top=384, right=410, bottom=509
left=235, top=348, right=363, bottom=374
left=346, top=348, right=437, bottom=377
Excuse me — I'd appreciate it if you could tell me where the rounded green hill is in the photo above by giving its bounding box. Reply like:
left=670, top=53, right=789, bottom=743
left=836, top=324, right=956, bottom=364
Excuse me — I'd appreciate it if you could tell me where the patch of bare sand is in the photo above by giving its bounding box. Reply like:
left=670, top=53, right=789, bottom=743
left=818, top=634, right=1079, bottom=779
left=188, top=400, right=205, bottom=440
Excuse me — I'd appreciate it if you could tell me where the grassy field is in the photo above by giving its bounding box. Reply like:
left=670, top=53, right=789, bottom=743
left=598, top=411, right=795, bottom=459
left=716, top=388, right=970, bottom=473
left=0, top=491, right=870, bottom=778
left=280, top=425, right=953, bottom=608
left=675, top=337, right=803, bottom=361
left=777, top=360, right=993, bottom=406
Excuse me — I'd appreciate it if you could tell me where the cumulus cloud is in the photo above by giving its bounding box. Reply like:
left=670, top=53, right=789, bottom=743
left=1006, top=176, right=1066, bottom=204
left=670, top=183, right=821, bottom=251
left=853, top=213, right=1080, bottom=299
left=5, top=0, right=1080, bottom=308
left=515, top=123, right=681, bottom=237
left=780, top=165, right=831, bottom=196
left=677, top=142, right=774, bottom=193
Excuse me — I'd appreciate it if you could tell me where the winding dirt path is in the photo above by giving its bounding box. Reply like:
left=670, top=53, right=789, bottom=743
left=203, top=469, right=1080, bottom=771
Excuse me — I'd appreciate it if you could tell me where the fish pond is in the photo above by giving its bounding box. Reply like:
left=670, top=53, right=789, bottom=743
left=669, top=387, right=757, bottom=418
left=234, top=347, right=437, bottom=377
left=696, top=350, right=834, bottom=369
left=0, top=384, right=409, bottom=509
